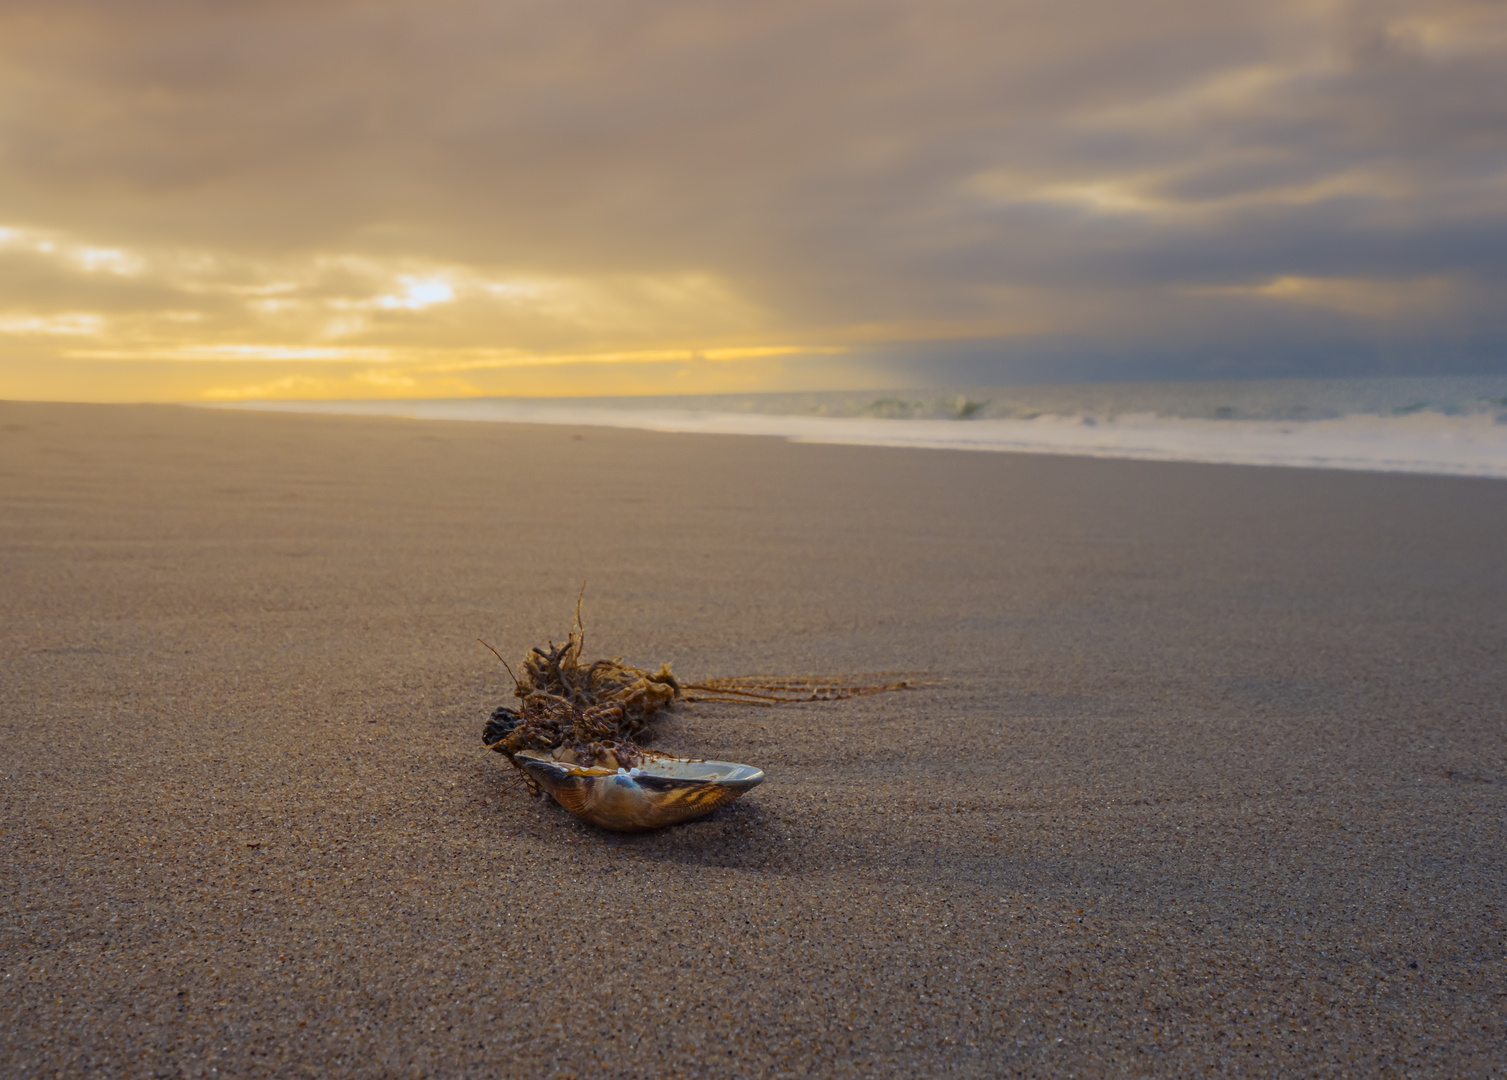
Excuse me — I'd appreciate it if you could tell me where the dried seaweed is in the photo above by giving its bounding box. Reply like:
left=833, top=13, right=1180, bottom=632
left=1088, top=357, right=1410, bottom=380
left=682, top=673, right=917, bottom=704
left=481, top=599, right=920, bottom=794
left=510, top=599, right=681, bottom=738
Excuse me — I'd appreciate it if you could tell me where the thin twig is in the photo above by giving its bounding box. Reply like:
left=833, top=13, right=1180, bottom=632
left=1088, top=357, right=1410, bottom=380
left=477, top=638, right=520, bottom=688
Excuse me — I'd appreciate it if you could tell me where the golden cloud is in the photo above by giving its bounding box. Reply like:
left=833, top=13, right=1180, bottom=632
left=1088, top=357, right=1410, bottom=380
left=0, top=0, right=1503, bottom=400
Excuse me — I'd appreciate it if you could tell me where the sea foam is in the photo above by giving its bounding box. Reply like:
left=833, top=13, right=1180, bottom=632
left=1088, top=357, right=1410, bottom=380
left=210, top=377, right=1507, bottom=480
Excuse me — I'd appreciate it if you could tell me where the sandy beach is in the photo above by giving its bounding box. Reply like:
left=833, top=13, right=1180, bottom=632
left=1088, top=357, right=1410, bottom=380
left=2, top=400, right=1503, bottom=1077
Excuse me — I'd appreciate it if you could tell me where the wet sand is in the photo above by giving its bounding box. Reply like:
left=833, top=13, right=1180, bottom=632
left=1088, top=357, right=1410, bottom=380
left=2, top=400, right=1504, bottom=1077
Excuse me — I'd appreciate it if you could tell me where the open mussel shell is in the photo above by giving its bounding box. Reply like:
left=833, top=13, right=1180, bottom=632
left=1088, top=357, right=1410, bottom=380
left=514, top=750, right=764, bottom=832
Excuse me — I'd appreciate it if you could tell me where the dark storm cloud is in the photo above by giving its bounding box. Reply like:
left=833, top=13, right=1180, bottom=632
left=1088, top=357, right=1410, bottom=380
left=0, top=0, right=1503, bottom=390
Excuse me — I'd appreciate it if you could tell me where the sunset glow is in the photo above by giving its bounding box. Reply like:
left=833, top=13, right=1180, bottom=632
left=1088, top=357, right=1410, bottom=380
left=1, top=0, right=1503, bottom=401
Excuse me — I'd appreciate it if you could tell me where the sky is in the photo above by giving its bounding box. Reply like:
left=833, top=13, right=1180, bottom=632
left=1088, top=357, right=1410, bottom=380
left=1, top=0, right=1504, bottom=401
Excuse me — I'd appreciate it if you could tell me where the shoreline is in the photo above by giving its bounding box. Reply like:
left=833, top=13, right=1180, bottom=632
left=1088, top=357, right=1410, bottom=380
left=206, top=396, right=1507, bottom=479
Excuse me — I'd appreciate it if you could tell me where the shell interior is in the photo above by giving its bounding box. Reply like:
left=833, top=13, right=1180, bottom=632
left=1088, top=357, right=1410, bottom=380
left=513, top=750, right=764, bottom=832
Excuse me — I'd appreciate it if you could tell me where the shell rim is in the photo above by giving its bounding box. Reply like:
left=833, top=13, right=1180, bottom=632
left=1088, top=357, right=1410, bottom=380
left=512, top=749, right=765, bottom=788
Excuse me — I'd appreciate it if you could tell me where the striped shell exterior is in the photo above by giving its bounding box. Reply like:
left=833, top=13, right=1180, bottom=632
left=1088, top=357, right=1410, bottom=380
left=513, top=750, right=764, bottom=832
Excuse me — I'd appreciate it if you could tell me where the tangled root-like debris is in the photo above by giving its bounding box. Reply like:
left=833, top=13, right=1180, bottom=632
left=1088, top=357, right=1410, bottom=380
left=513, top=601, right=681, bottom=739
left=480, top=600, right=682, bottom=793
left=481, top=598, right=921, bottom=795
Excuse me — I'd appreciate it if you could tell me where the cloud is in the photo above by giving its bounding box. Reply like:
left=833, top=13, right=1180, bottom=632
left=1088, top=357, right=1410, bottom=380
left=0, top=0, right=1503, bottom=400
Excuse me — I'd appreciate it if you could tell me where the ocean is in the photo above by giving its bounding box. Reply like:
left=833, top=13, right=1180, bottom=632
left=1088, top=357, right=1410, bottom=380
left=211, top=375, right=1507, bottom=479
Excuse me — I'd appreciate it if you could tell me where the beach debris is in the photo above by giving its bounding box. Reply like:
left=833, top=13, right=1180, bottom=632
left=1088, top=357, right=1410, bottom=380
left=511, top=750, right=765, bottom=832
left=481, top=600, right=916, bottom=830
